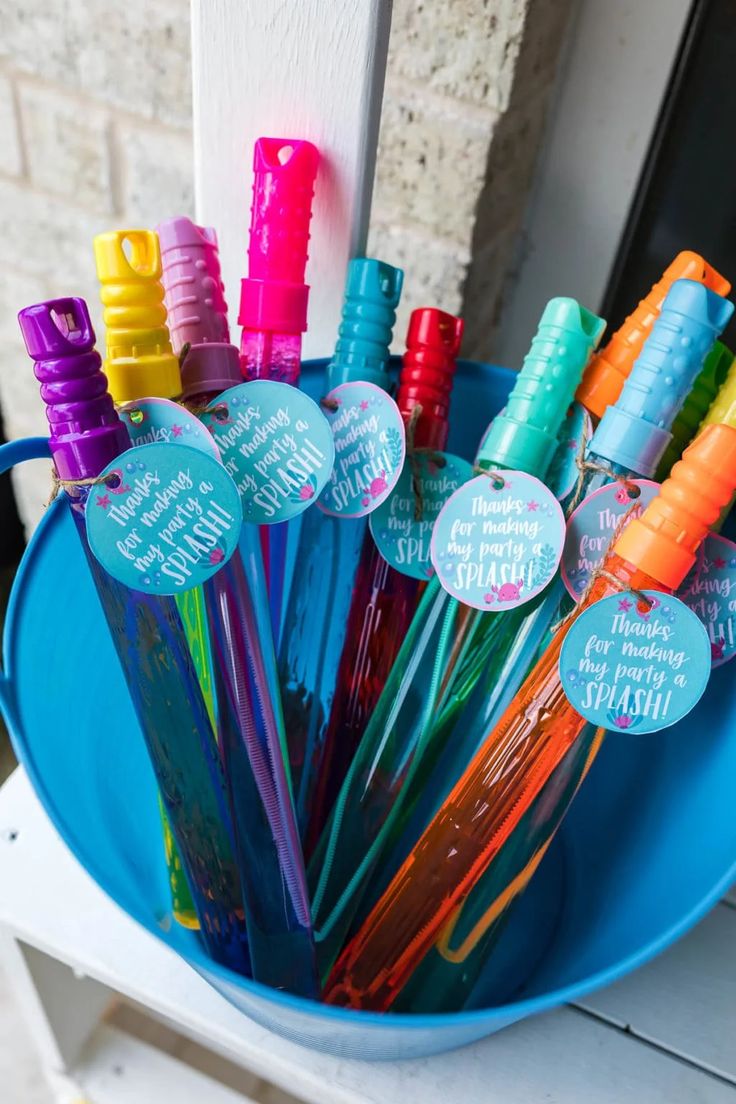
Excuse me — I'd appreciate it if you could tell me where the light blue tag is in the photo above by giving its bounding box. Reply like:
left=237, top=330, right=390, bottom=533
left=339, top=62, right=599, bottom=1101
left=680, top=533, right=736, bottom=668
left=562, top=479, right=660, bottom=600
left=430, top=471, right=565, bottom=610
left=369, top=451, right=474, bottom=580
left=546, top=402, right=592, bottom=503
left=200, top=380, right=335, bottom=525
left=559, top=591, right=711, bottom=733
left=118, top=397, right=219, bottom=459
left=85, top=442, right=242, bottom=594
left=317, top=381, right=406, bottom=518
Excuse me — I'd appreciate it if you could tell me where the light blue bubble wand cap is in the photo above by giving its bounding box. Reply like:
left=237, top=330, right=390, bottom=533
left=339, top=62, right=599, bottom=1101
left=591, top=279, right=734, bottom=477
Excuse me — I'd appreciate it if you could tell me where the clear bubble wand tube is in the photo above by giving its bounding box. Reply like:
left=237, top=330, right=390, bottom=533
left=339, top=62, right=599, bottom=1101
left=95, top=226, right=212, bottom=929
left=277, top=258, right=403, bottom=840
left=237, top=138, right=319, bottom=644
left=157, top=217, right=318, bottom=996
left=19, top=297, right=250, bottom=974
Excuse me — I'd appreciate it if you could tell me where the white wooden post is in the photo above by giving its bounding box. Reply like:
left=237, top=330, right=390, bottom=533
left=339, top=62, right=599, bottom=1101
left=191, top=0, right=393, bottom=359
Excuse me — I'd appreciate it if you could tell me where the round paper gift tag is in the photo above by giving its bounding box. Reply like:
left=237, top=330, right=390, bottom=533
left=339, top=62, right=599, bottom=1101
left=430, top=470, right=565, bottom=611
left=370, top=451, right=473, bottom=580
left=562, top=479, right=660, bottom=600
left=119, top=397, right=220, bottom=459
left=546, top=402, right=592, bottom=503
left=317, top=381, right=406, bottom=518
left=200, top=380, right=335, bottom=525
left=85, top=442, right=242, bottom=594
left=559, top=591, right=711, bottom=733
left=680, top=533, right=736, bottom=668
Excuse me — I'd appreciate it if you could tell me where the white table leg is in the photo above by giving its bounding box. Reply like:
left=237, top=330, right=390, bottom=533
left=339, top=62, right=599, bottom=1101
left=0, top=928, right=113, bottom=1096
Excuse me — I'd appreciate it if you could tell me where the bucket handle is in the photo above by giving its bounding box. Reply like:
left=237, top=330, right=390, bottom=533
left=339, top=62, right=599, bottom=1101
left=0, top=436, right=52, bottom=729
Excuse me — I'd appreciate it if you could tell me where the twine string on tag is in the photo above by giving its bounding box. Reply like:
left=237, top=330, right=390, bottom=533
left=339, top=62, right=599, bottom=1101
left=319, top=396, right=340, bottom=413
left=595, top=569, right=654, bottom=612
left=47, top=467, right=123, bottom=507
left=187, top=399, right=230, bottom=420
left=567, top=443, right=641, bottom=516
left=472, top=464, right=507, bottom=491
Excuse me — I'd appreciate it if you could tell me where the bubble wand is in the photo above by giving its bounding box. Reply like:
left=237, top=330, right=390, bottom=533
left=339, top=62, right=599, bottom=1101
left=303, top=306, right=462, bottom=859
left=277, top=258, right=403, bottom=839
left=94, top=228, right=209, bottom=928
left=238, top=137, right=319, bottom=643
left=153, top=217, right=318, bottom=996
left=19, top=297, right=250, bottom=974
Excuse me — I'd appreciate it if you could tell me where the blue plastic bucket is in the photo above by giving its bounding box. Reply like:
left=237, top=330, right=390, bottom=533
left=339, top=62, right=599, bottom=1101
left=2, top=359, right=735, bottom=1061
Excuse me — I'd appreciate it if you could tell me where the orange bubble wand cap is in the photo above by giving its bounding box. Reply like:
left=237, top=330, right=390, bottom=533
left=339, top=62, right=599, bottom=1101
left=614, top=422, right=736, bottom=589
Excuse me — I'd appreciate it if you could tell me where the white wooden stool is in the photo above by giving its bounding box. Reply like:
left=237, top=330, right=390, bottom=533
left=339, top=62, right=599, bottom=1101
left=1, top=768, right=735, bottom=1103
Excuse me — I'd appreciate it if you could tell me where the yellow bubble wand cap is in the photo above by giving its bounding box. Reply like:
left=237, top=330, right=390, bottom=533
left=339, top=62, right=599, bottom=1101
left=94, top=229, right=181, bottom=403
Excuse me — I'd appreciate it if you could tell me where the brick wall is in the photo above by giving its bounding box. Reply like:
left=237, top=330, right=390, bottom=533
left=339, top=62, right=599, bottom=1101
left=0, top=0, right=194, bottom=527
left=0, top=0, right=574, bottom=531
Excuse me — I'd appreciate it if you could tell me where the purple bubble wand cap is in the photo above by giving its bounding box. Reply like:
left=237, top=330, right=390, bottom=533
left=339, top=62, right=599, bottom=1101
left=18, top=297, right=130, bottom=481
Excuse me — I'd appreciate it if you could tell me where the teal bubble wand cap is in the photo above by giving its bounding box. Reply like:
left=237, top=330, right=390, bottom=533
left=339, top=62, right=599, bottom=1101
left=325, top=258, right=404, bottom=391
left=591, top=280, right=734, bottom=477
left=477, top=297, right=605, bottom=477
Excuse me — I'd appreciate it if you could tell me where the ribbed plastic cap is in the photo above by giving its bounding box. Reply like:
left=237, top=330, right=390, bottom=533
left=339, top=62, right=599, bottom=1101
left=94, top=229, right=181, bottom=402
left=397, top=308, right=462, bottom=450
left=576, top=251, right=730, bottom=420
left=656, top=341, right=733, bottom=479
left=700, top=348, right=736, bottom=430
left=94, top=228, right=162, bottom=281
left=179, top=343, right=241, bottom=402
left=19, top=296, right=95, bottom=358
left=18, top=297, right=130, bottom=480
left=614, top=423, right=736, bottom=588
left=238, top=137, right=319, bottom=334
left=326, top=258, right=404, bottom=390
left=590, top=280, right=734, bottom=477
left=478, top=298, right=605, bottom=477
left=157, top=216, right=230, bottom=351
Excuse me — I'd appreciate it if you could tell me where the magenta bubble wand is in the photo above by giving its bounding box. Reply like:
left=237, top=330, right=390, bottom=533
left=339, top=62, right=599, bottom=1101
left=237, top=138, right=320, bottom=645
